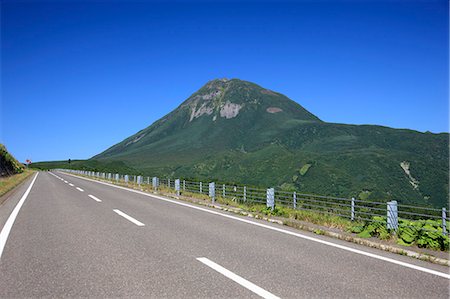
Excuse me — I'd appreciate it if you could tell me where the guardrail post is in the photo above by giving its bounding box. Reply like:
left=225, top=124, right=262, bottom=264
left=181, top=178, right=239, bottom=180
left=125, top=175, right=129, bottom=185
left=244, top=186, right=247, bottom=202
left=183, top=180, right=186, bottom=191
left=152, top=177, right=159, bottom=191
left=442, top=208, right=447, bottom=236
left=200, top=182, right=202, bottom=194
left=223, top=184, right=225, bottom=197
left=387, top=200, right=398, bottom=231
left=351, top=197, right=355, bottom=221
left=168, top=178, right=171, bottom=188
left=175, top=179, right=180, bottom=196
left=209, top=182, right=215, bottom=203
left=266, top=188, right=274, bottom=210
left=293, top=192, right=297, bottom=209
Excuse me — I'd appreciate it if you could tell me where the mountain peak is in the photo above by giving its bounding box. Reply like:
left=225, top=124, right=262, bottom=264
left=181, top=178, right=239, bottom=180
left=182, top=78, right=320, bottom=123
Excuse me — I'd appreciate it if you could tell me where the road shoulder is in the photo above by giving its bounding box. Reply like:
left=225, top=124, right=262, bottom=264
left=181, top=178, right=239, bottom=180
left=0, top=172, right=37, bottom=233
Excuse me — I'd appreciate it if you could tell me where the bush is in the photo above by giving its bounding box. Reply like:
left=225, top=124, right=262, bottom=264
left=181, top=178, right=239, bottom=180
left=352, top=217, right=449, bottom=251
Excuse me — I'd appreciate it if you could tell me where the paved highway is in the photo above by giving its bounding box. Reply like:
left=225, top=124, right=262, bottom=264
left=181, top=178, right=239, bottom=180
left=0, top=171, right=449, bottom=298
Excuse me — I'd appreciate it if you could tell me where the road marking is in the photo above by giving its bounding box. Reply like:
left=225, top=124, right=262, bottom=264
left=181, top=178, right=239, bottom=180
left=76, top=187, right=84, bottom=192
left=0, top=172, right=39, bottom=259
left=113, top=209, right=145, bottom=226
left=60, top=172, right=450, bottom=279
left=64, top=180, right=68, bottom=183
left=88, top=194, right=102, bottom=202
left=197, top=257, right=279, bottom=299
left=69, top=183, right=74, bottom=187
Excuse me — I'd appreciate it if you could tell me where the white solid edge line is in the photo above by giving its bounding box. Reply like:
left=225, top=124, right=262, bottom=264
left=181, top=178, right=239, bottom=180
left=113, top=209, right=145, bottom=226
left=0, top=172, right=39, bottom=259
left=88, top=194, right=102, bottom=202
left=197, top=257, right=279, bottom=299
left=69, top=183, right=74, bottom=187
left=76, top=187, right=84, bottom=192
left=59, top=172, right=450, bottom=279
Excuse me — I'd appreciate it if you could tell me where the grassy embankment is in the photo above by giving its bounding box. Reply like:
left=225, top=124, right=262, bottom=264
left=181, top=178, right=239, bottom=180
left=0, top=144, right=35, bottom=198
left=0, top=169, right=35, bottom=198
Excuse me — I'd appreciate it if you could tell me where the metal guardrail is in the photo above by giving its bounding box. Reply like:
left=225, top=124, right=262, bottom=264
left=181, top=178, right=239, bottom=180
left=58, top=169, right=449, bottom=236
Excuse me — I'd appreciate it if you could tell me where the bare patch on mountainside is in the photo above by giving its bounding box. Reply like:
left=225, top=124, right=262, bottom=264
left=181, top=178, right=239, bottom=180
left=400, top=161, right=419, bottom=189
left=220, top=101, right=242, bottom=119
left=201, top=90, right=222, bottom=100
left=266, top=107, right=283, bottom=113
left=261, top=89, right=277, bottom=96
left=126, top=133, right=145, bottom=146
left=190, top=102, right=214, bottom=122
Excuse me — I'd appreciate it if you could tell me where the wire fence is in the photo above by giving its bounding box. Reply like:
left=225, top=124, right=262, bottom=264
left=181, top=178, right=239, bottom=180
left=58, top=169, right=449, bottom=236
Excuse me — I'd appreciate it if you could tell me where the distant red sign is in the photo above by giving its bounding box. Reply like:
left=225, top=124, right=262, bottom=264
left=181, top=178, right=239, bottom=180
left=26, top=159, right=31, bottom=164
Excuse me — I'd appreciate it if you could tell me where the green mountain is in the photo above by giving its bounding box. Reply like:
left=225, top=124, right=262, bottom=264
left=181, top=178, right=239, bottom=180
left=35, top=79, right=449, bottom=208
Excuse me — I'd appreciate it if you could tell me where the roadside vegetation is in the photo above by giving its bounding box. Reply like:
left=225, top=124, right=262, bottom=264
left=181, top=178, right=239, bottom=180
left=0, top=144, right=35, bottom=198
left=0, top=144, right=25, bottom=176
left=0, top=170, right=35, bottom=198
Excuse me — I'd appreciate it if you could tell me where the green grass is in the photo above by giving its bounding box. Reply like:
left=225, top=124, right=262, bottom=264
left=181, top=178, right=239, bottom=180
left=0, top=169, right=35, bottom=198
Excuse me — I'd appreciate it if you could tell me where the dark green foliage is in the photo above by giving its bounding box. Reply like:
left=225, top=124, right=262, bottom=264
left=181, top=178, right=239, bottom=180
left=355, top=217, right=390, bottom=240
left=0, top=144, right=25, bottom=176
left=353, top=217, right=449, bottom=251
left=34, top=78, right=449, bottom=208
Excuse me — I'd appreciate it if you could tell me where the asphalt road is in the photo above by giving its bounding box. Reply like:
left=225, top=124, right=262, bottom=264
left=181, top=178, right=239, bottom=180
left=0, top=171, right=449, bottom=298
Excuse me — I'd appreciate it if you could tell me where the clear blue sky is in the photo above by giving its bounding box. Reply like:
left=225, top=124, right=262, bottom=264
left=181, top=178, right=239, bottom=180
left=1, top=0, right=448, bottom=163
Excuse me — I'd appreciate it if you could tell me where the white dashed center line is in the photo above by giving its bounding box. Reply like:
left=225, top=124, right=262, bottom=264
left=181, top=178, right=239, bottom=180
left=88, top=195, right=102, bottom=202
left=76, top=187, right=84, bottom=192
left=69, top=183, right=74, bottom=187
left=113, top=209, right=145, bottom=226
left=197, top=257, right=280, bottom=299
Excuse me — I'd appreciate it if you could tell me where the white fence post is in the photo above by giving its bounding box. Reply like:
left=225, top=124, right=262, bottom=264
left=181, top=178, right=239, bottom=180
left=293, top=192, right=297, bottom=209
left=266, top=188, right=274, bottom=210
left=200, top=182, right=202, bottom=194
left=223, top=184, right=225, bottom=198
left=209, top=182, right=215, bottom=203
left=175, top=179, right=180, bottom=196
left=244, top=186, right=247, bottom=202
left=351, top=197, right=355, bottom=221
left=183, top=180, right=186, bottom=191
left=152, top=177, right=159, bottom=191
left=387, top=200, right=398, bottom=231
left=443, top=208, right=447, bottom=236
